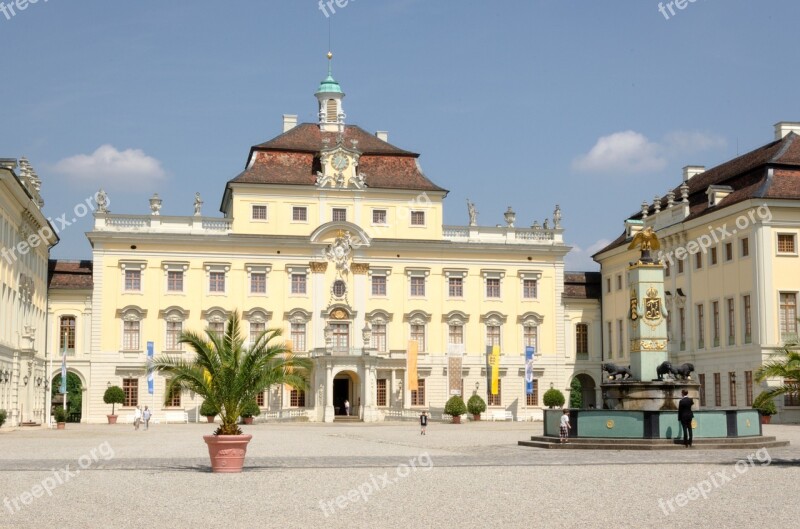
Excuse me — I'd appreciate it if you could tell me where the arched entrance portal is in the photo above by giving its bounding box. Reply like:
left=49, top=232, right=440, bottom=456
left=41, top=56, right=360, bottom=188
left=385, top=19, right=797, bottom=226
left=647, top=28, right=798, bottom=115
left=51, top=371, right=83, bottom=422
left=574, top=373, right=597, bottom=409
left=333, top=370, right=361, bottom=417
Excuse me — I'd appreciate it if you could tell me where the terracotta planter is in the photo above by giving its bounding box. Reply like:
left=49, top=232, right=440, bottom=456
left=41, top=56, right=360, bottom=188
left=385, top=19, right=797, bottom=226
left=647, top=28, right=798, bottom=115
left=472, top=414, right=481, bottom=421
left=205, top=416, right=215, bottom=423
left=203, top=434, right=253, bottom=473
left=56, top=422, right=66, bottom=430
left=760, top=414, right=772, bottom=425
left=452, top=415, right=461, bottom=424
left=243, top=417, right=254, bottom=425
left=107, top=415, right=118, bottom=424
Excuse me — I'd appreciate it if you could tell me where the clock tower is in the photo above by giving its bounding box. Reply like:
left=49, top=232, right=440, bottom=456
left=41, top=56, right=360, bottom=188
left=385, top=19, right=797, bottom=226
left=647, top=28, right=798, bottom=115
left=316, top=52, right=345, bottom=133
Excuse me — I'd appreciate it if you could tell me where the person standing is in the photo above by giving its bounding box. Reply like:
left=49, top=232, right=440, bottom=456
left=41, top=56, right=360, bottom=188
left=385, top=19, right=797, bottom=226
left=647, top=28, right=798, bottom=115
left=559, top=409, right=571, bottom=444
left=344, top=399, right=350, bottom=417
left=678, top=389, right=694, bottom=447
left=133, top=406, right=142, bottom=431
left=143, top=406, right=152, bottom=431
left=420, top=411, right=428, bottom=435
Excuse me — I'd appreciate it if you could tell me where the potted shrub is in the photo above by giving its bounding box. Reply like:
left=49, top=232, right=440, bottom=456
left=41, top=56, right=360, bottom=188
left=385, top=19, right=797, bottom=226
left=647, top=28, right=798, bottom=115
left=103, top=386, right=125, bottom=424
left=150, top=311, right=310, bottom=473
left=467, top=394, right=486, bottom=421
left=753, top=392, right=778, bottom=424
left=0, top=409, right=6, bottom=428
left=54, top=407, right=67, bottom=429
left=543, top=388, right=566, bottom=409
left=240, top=400, right=261, bottom=425
left=200, top=400, right=219, bottom=423
left=444, top=395, right=467, bottom=424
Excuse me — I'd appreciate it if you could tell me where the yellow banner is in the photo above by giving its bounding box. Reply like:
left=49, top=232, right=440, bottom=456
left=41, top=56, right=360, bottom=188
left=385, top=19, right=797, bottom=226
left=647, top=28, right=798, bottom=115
left=491, top=345, right=500, bottom=395
left=408, top=340, right=418, bottom=391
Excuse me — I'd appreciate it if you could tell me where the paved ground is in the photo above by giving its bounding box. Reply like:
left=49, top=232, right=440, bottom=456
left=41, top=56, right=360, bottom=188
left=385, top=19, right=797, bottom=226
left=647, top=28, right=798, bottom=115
left=1, top=421, right=799, bottom=529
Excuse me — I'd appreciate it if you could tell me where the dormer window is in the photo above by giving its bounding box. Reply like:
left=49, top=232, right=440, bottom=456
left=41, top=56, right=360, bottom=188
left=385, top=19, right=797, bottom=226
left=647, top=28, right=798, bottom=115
left=706, top=185, right=733, bottom=207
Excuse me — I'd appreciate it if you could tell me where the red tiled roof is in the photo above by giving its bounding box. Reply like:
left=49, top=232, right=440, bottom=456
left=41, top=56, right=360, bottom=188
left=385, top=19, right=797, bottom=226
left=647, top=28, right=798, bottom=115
left=595, top=133, right=800, bottom=257
left=254, top=123, right=416, bottom=155
left=563, top=272, right=601, bottom=300
left=48, top=260, right=93, bottom=290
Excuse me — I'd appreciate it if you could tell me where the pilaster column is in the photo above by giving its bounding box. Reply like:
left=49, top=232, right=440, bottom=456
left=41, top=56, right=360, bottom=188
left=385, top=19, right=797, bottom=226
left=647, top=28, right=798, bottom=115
left=324, top=363, right=335, bottom=422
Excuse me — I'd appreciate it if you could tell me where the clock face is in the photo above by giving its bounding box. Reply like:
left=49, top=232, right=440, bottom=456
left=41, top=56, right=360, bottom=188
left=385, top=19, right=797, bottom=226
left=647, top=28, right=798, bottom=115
left=332, top=153, right=349, bottom=171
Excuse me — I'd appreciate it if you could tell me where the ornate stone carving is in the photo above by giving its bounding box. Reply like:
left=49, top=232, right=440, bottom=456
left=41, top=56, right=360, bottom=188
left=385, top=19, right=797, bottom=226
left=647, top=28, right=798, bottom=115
left=310, top=262, right=328, bottom=273
left=330, top=308, right=348, bottom=320
left=351, top=263, right=369, bottom=275
left=324, top=232, right=353, bottom=274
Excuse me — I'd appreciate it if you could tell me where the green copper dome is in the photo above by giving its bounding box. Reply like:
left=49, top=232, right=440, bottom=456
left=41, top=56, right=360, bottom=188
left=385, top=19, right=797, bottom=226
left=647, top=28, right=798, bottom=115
left=316, top=73, right=343, bottom=95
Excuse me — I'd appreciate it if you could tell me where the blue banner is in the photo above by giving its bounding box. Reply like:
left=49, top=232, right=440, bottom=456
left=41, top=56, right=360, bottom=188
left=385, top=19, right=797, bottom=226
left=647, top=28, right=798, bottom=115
left=147, top=341, right=154, bottom=395
left=525, top=346, right=535, bottom=395
left=60, top=349, right=67, bottom=395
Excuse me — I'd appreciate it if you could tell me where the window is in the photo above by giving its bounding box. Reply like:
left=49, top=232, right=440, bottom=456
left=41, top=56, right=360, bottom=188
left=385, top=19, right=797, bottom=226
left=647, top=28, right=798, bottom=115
left=332, top=208, right=347, bottom=222
left=371, top=275, right=386, bottom=296
left=575, top=323, right=588, bottom=355
left=665, top=262, right=670, bottom=277
left=780, top=293, right=798, bottom=340
left=778, top=233, right=796, bottom=253
left=376, top=379, right=387, bottom=406
left=729, top=372, right=737, bottom=407
left=699, top=374, right=707, bottom=407
left=695, top=252, right=702, bottom=270
left=167, top=382, right=181, bottom=408
left=209, top=321, right=224, bottom=340
left=486, top=278, right=501, bottom=298
left=745, top=371, right=754, bottom=407
left=167, top=271, right=183, bottom=292
left=333, top=280, right=346, bottom=297
left=743, top=295, right=752, bottom=343
left=209, top=272, right=225, bottom=293
left=411, top=324, right=426, bottom=352
left=123, top=378, right=138, bottom=407
left=677, top=259, right=684, bottom=274
left=727, top=298, right=735, bottom=346
left=712, top=301, right=720, bottom=347
left=125, top=270, right=141, bottom=291
left=617, top=319, right=624, bottom=356
left=411, top=379, right=425, bottom=406
left=256, top=391, right=265, bottom=407
left=710, top=247, right=718, bottom=265
left=372, top=209, right=387, bottom=224
left=741, top=237, right=749, bottom=257
left=784, top=380, right=800, bottom=407
left=679, top=307, right=686, bottom=351
left=725, top=242, right=733, bottom=261
left=523, top=279, right=538, bottom=299
left=326, top=99, right=337, bottom=121
left=410, top=211, right=425, bottom=226
left=606, top=278, right=611, bottom=294
left=487, top=379, right=502, bottom=406
left=616, top=275, right=622, bottom=290
left=524, top=325, right=538, bottom=350
left=291, top=323, right=306, bottom=352
left=526, top=380, right=539, bottom=406
left=696, top=304, right=705, bottom=349
left=249, top=322, right=265, bottom=344
left=448, top=324, right=464, bottom=345
left=250, top=272, right=266, bottom=294
left=607, top=321, right=613, bottom=359
left=410, top=276, right=425, bottom=297
left=714, top=373, right=721, bottom=407
left=486, top=325, right=501, bottom=348
left=290, top=389, right=305, bottom=407
left=59, top=316, right=76, bottom=353
left=252, top=205, right=267, bottom=220
left=449, top=277, right=463, bottom=298
left=292, top=206, right=307, bottom=222
left=291, top=274, right=307, bottom=294
left=332, top=323, right=349, bottom=352
left=372, top=323, right=387, bottom=352
left=123, top=320, right=140, bottom=350
left=166, top=321, right=183, bottom=350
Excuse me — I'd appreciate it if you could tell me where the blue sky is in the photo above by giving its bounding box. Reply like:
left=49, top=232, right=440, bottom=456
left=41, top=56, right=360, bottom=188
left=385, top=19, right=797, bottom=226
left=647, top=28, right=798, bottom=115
left=3, top=0, right=799, bottom=269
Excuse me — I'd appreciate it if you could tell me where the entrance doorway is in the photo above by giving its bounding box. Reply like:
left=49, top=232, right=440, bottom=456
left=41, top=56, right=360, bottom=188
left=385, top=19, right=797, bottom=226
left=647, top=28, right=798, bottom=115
left=51, top=372, right=83, bottom=422
left=333, top=378, right=350, bottom=415
left=574, top=374, right=597, bottom=409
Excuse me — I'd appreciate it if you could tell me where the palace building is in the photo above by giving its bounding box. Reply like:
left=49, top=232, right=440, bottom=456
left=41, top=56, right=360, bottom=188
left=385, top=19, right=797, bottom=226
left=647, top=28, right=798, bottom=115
left=42, top=58, right=603, bottom=423
left=594, top=122, right=800, bottom=423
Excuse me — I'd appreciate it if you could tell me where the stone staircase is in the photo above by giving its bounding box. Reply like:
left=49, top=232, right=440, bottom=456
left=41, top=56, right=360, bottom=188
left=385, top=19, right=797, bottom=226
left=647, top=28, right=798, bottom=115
left=519, top=435, right=790, bottom=450
left=333, top=416, right=361, bottom=423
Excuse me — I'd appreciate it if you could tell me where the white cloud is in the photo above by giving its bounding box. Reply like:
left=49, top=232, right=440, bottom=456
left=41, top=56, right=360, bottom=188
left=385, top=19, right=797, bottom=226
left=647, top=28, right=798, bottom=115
left=51, top=145, right=166, bottom=188
left=572, top=130, right=727, bottom=175
left=565, top=238, right=612, bottom=271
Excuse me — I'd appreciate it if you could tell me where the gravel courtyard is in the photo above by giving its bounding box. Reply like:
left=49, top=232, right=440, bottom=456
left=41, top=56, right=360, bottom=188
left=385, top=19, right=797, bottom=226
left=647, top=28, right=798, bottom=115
left=1, top=421, right=798, bottom=529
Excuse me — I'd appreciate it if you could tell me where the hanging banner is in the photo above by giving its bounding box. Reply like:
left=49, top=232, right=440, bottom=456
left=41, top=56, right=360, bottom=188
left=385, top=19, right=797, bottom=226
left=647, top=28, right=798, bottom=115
left=60, top=345, right=67, bottom=395
left=447, top=344, right=463, bottom=396
left=525, top=346, right=535, bottom=395
left=147, top=341, right=154, bottom=395
left=407, top=340, right=418, bottom=391
left=491, top=345, right=500, bottom=396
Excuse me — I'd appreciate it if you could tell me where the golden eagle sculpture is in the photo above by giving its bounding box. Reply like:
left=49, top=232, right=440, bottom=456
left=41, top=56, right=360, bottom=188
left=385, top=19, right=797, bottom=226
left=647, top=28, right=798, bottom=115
left=628, top=226, right=660, bottom=252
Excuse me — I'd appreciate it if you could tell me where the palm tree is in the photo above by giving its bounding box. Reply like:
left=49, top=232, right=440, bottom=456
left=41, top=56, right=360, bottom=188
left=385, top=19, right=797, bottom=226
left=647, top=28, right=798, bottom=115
left=149, top=311, right=310, bottom=435
left=755, top=341, right=800, bottom=403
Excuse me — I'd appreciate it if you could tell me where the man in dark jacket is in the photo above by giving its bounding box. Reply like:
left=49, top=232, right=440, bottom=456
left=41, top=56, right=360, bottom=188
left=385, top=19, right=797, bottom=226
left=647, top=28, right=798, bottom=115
left=678, top=389, right=694, bottom=447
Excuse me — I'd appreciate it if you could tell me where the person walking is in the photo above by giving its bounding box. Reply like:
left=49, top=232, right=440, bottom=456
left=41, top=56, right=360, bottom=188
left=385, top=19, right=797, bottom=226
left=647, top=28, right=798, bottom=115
left=420, top=410, right=428, bottom=435
left=133, top=406, right=142, bottom=431
left=559, top=409, right=571, bottom=444
left=344, top=399, right=350, bottom=417
left=143, top=406, right=152, bottom=430
left=678, top=389, right=694, bottom=447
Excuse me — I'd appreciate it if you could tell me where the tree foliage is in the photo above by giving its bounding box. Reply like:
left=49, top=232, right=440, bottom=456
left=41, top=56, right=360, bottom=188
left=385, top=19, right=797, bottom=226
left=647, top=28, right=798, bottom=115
left=103, top=386, right=125, bottom=415
left=569, top=378, right=583, bottom=409
left=543, top=388, right=565, bottom=409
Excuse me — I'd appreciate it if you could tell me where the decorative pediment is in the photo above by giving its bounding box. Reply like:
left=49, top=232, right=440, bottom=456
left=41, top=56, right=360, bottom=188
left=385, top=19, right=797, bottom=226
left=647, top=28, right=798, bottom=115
left=405, top=310, right=432, bottom=326
left=326, top=305, right=354, bottom=321
left=481, top=311, right=507, bottom=327
left=159, top=306, right=189, bottom=322
left=284, top=308, right=312, bottom=324
left=243, top=308, right=272, bottom=324
left=316, top=146, right=365, bottom=189
left=366, top=310, right=393, bottom=325
left=117, top=305, right=147, bottom=321
left=443, top=310, right=470, bottom=326
left=201, top=307, right=230, bottom=323
left=517, top=311, right=544, bottom=327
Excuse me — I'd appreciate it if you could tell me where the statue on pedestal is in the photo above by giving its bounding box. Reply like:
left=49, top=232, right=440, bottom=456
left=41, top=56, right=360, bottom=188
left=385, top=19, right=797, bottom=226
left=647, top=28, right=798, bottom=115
left=466, top=199, right=477, bottom=226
